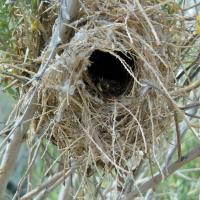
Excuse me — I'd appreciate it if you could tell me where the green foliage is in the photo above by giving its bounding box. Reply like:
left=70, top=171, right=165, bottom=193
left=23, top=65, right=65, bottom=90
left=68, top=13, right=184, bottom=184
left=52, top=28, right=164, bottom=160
left=178, top=0, right=185, bottom=5
left=30, top=0, right=40, bottom=14
left=0, top=0, right=40, bottom=51
left=0, top=0, right=16, bottom=51
left=156, top=133, right=200, bottom=200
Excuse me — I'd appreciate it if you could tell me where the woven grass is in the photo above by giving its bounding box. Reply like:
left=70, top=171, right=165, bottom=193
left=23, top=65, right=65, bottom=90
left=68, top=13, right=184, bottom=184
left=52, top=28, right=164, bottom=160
left=1, top=0, right=192, bottom=175
left=25, top=0, right=186, bottom=172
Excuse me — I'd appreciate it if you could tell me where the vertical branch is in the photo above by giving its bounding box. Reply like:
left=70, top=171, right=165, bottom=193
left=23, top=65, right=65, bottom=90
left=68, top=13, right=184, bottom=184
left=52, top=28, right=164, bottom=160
left=0, top=87, right=37, bottom=199
left=0, top=0, right=80, bottom=199
left=58, top=174, right=79, bottom=200
left=174, top=111, right=182, bottom=160
left=58, top=159, right=81, bottom=200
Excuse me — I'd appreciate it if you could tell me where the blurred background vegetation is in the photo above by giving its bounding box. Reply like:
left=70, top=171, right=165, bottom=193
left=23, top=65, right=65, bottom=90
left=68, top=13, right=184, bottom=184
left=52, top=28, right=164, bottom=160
left=0, top=0, right=17, bottom=131
left=0, top=0, right=200, bottom=199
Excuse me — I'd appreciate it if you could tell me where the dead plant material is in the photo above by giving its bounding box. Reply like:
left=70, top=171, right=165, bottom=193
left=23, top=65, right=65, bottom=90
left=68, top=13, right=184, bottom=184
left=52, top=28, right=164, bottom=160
left=11, top=1, right=196, bottom=172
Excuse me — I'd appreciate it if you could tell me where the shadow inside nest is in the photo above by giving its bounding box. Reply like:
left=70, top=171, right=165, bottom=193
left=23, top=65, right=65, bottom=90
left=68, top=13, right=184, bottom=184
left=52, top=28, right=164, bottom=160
left=84, top=50, right=136, bottom=100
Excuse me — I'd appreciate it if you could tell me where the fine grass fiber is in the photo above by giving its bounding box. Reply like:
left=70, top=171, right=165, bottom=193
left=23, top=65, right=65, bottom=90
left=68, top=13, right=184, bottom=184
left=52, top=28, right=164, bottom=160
left=31, top=0, right=185, bottom=172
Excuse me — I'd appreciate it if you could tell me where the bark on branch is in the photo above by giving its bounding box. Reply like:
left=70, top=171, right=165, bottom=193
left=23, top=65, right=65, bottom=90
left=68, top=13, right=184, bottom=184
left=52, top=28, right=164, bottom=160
left=126, top=145, right=200, bottom=199
left=0, top=0, right=80, bottom=199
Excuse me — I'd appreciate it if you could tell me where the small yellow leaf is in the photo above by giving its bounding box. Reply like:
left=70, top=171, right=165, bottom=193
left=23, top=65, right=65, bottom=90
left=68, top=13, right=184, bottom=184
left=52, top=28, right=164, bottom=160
left=31, top=20, right=39, bottom=32
left=195, top=26, right=200, bottom=35
left=196, top=15, right=200, bottom=24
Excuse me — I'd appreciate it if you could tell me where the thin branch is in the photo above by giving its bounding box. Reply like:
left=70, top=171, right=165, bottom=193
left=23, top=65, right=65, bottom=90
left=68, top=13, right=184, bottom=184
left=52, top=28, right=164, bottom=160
left=179, top=102, right=200, bottom=110
left=171, top=79, right=200, bottom=96
left=126, top=145, right=200, bottom=199
left=12, top=138, right=43, bottom=200
left=145, top=103, right=199, bottom=200
left=176, top=51, right=200, bottom=81
left=58, top=174, right=79, bottom=200
left=166, top=106, right=199, bottom=165
left=0, top=87, right=37, bottom=200
left=27, top=158, right=82, bottom=200
left=19, top=169, right=73, bottom=200
left=0, top=70, right=30, bottom=82
left=174, top=112, right=182, bottom=160
left=185, top=112, right=200, bottom=119
left=58, top=159, right=80, bottom=200
left=0, top=0, right=80, bottom=199
left=183, top=2, right=200, bottom=12
left=135, top=0, right=160, bottom=45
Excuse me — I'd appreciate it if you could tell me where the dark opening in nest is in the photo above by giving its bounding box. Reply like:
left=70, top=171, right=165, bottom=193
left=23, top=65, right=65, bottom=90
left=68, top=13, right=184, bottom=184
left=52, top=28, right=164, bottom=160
left=86, top=50, right=136, bottom=98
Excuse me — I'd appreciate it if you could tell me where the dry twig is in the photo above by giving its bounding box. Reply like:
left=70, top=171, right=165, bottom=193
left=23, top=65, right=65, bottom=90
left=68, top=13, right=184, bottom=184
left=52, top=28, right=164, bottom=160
left=126, top=145, right=200, bottom=199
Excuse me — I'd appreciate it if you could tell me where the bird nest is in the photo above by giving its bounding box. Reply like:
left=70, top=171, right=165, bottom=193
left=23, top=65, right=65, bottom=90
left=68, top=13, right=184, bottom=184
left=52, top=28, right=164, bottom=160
left=29, top=1, right=184, bottom=171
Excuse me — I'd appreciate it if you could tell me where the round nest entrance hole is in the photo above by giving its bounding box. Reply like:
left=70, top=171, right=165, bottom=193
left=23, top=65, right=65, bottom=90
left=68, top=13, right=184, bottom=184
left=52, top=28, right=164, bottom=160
left=86, top=50, right=136, bottom=99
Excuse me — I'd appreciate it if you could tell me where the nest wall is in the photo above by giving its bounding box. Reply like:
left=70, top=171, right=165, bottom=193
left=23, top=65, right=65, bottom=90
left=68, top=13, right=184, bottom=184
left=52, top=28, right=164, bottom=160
left=34, top=0, right=183, bottom=170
